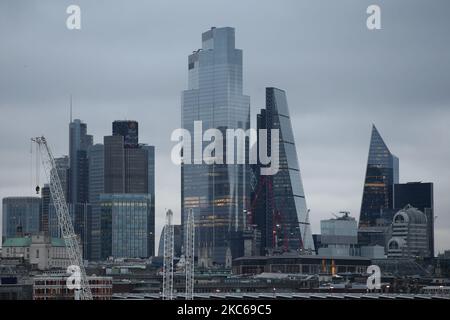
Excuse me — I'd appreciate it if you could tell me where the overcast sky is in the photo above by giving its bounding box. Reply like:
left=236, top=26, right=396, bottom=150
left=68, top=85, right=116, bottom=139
left=1, top=0, right=449, bottom=253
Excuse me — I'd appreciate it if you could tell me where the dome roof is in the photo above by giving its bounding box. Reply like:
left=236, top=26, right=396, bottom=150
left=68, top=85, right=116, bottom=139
left=393, top=205, right=427, bottom=225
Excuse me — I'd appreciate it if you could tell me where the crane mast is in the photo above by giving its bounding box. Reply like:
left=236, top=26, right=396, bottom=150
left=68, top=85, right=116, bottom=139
left=162, top=209, right=174, bottom=300
left=32, top=136, right=93, bottom=300
left=185, top=208, right=195, bottom=300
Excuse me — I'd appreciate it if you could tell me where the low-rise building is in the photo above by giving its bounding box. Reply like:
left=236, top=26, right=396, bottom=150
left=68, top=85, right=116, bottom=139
left=232, top=254, right=371, bottom=275
left=1, top=234, right=70, bottom=270
left=33, top=274, right=113, bottom=300
left=318, top=212, right=358, bottom=257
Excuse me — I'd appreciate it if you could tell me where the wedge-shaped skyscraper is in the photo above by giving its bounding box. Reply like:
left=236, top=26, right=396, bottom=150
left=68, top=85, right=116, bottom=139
left=359, top=125, right=399, bottom=228
left=253, top=88, right=314, bottom=254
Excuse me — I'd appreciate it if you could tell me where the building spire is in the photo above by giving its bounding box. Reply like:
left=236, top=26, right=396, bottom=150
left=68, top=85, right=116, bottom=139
left=70, top=94, right=73, bottom=123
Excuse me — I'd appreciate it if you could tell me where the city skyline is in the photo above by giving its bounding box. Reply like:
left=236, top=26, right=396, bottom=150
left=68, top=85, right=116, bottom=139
left=1, top=0, right=450, bottom=253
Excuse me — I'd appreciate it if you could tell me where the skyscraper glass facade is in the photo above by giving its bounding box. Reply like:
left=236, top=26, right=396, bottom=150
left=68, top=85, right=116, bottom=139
left=181, top=27, right=250, bottom=266
left=112, top=120, right=139, bottom=148
left=2, top=197, right=41, bottom=239
left=100, top=194, right=151, bottom=259
left=359, top=125, right=399, bottom=228
left=69, top=119, right=92, bottom=259
left=88, top=144, right=105, bottom=260
left=254, top=88, right=314, bottom=254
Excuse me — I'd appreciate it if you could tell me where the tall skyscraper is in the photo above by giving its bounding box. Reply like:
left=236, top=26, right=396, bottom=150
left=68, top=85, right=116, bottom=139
left=69, top=119, right=93, bottom=259
left=394, top=182, right=434, bottom=257
left=88, top=144, right=104, bottom=260
left=113, top=120, right=139, bottom=148
left=142, top=145, right=155, bottom=256
left=69, top=119, right=92, bottom=205
left=101, top=121, right=155, bottom=258
left=359, top=125, right=399, bottom=228
left=253, top=88, right=314, bottom=254
left=41, top=156, right=69, bottom=237
left=181, top=27, right=250, bottom=266
left=104, top=135, right=148, bottom=194
left=2, top=197, right=41, bottom=239
left=55, top=156, right=70, bottom=201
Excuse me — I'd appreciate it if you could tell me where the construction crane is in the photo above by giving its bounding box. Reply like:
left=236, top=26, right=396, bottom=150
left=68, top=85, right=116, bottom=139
left=185, top=208, right=195, bottom=300
left=31, top=136, right=93, bottom=300
left=162, top=209, right=174, bottom=300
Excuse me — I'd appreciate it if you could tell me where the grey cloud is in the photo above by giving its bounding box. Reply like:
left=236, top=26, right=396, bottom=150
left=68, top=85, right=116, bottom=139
left=1, top=0, right=449, bottom=252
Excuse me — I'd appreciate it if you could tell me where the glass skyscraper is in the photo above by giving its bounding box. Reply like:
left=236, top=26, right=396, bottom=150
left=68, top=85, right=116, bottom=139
left=359, top=125, right=399, bottom=228
left=100, top=121, right=155, bottom=258
left=254, top=88, right=314, bottom=254
left=112, top=120, right=139, bottom=148
left=100, top=194, right=152, bottom=259
left=69, top=119, right=93, bottom=259
left=2, top=197, right=41, bottom=239
left=88, top=144, right=105, bottom=260
left=181, top=27, right=250, bottom=266
left=69, top=119, right=92, bottom=205
left=41, top=156, right=69, bottom=238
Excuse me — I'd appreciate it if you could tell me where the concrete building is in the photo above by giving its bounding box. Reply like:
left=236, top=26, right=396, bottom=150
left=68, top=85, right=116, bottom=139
left=318, top=212, right=358, bottom=257
left=387, top=205, right=429, bottom=258
left=394, top=182, right=434, bottom=257
left=1, top=234, right=70, bottom=270
left=33, top=274, right=112, bottom=300
left=233, top=255, right=371, bottom=275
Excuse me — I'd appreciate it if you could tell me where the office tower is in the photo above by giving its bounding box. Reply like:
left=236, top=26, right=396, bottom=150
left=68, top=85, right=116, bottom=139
left=112, top=120, right=138, bottom=148
left=142, top=145, right=155, bottom=256
left=69, top=119, right=92, bottom=205
left=387, top=205, right=429, bottom=258
left=55, top=156, right=70, bottom=201
left=359, top=125, right=399, bottom=228
left=181, top=27, right=251, bottom=266
left=318, top=212, right=358, bottom=256
left=253, top=88, right=315, bottom=254
left=394, top=182, right=434, bottom=257
left=2, top=197, right=41, bottom=239
left=88, top=144, right=104, bottom=260
left=40, top=156, right=69, bottom=236
left=102, top=121, right=155, bottom=258
left=40, top=185, right=51, bottom=234
left=104, top=136, right=148, bottom=194
left=69, top=119, right=93, bottom=259
left=41, top=184, right=60, bottom=238
left=100, top=194, right=152, bottom=259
